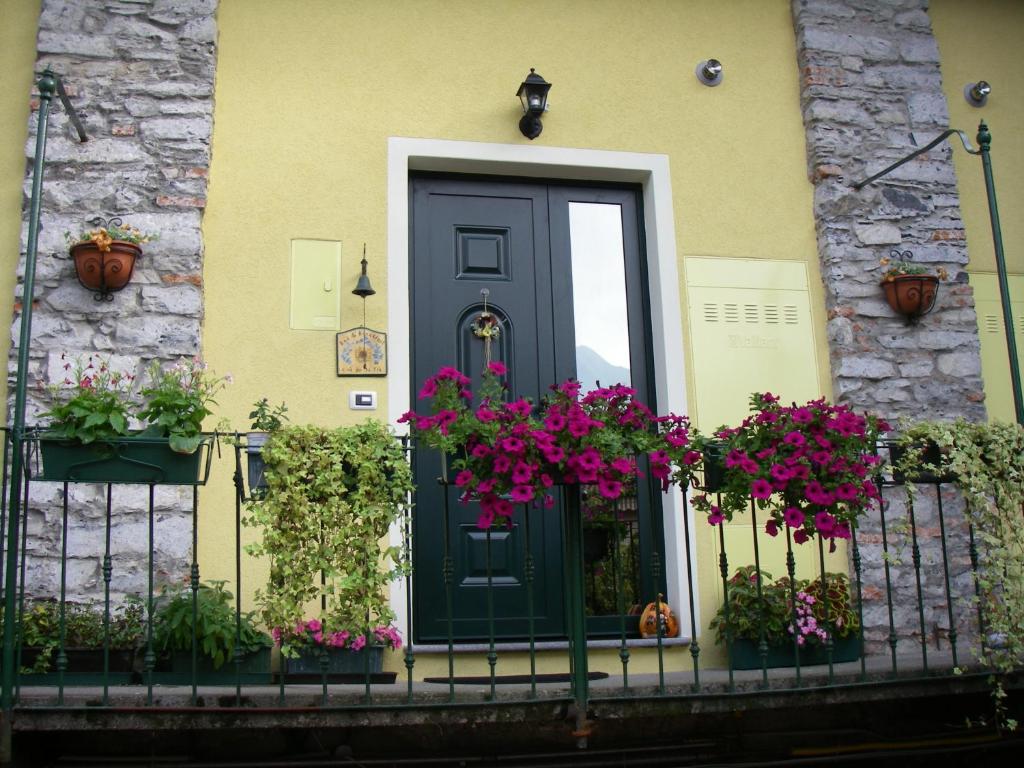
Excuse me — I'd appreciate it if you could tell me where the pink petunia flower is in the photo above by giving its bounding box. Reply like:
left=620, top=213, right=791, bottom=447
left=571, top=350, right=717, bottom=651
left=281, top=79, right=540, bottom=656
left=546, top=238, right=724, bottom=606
left=751, top=479, right=774, bottom=499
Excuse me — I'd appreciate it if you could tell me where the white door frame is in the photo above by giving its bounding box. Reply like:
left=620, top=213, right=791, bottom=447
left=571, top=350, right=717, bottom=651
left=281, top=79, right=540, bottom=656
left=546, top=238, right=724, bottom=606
left=385, top=137, right=697, bottom=642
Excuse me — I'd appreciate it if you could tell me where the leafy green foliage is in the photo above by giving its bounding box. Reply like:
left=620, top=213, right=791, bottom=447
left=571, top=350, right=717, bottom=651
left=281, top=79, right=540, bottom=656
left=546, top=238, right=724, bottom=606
left=14, top=598, right=145, bottom=673
left=138, top=358, right=229, bottom=453
left=41, top=355, right=135, bottom=443
left=243, top=422, right=414, bottom=656
left=66, top=222, right=158, bottom=247
left=895, top=419, right=1024, bottom=731
left=710, top=566, right=858, bottom=647
left=152, top=581, right=270, bottom=669
left=248, top=398, right=289, bottom=432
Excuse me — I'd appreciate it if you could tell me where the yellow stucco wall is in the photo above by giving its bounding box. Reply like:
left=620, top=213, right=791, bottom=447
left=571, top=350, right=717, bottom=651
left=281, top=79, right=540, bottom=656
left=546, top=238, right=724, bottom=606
left=932, top=0, right=1024, bottom=422
left=932, top=0, right=1023, bottom=276
left=0, top=0, right=42, bottom=414
left=202, top=0, right=820, bottom=673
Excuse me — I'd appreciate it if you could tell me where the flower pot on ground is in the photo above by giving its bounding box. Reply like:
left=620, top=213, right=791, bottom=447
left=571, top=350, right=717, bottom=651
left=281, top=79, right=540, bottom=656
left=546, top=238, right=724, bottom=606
left=66, top=220, right=156, bottom=300
left=280, top=642, right=386, bottom=682
left=151, top=580, right=272, bottom=685
left=710, top=566, right=862, bottom=671
left=14, top=598, right=144, bottom=685
left=728, top=634, right=863, bottom=670
left=244, top=422, right=413, bottom=666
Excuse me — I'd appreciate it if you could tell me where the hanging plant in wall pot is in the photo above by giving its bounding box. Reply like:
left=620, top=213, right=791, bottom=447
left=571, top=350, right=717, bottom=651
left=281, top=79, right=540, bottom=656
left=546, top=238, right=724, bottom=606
left=65, top=219, right=157, bottom=301
left=878, top=250, right=946, bottom=324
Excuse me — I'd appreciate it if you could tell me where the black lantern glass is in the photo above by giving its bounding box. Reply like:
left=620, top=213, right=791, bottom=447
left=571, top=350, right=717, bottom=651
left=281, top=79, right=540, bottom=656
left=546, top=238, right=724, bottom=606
left=516, top=68, right=551, bottom=140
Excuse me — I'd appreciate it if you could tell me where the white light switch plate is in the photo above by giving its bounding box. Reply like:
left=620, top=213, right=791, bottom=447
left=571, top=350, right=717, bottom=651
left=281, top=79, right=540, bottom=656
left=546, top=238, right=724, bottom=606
left=349, top=391, right=377, bottom=410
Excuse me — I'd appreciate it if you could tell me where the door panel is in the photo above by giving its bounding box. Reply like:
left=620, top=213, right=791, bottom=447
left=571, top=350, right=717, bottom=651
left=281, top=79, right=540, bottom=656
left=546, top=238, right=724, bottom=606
left=410, top=176, right=659, bottom=642
left=411, top=178, right=565, bottom=641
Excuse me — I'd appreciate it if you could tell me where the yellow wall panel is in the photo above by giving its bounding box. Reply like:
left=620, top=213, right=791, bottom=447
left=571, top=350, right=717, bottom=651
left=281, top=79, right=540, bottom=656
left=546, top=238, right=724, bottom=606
left=0, top=0, right=42, bottom=415
left=971, top=273, right=1024, bottom=423
left=685, top=256, right=822, bottom=431
left=290, top=239, right=342, bottom=331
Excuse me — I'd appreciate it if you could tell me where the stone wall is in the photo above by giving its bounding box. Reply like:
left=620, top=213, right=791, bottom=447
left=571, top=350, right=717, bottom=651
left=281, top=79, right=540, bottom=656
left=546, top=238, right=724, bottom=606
left=792, top=0, right=984, bottom=653
left=12, top=0, right=218, bottom=602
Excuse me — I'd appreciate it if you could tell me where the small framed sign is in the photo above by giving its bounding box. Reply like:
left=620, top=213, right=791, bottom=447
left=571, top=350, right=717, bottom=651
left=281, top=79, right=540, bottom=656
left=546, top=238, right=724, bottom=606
left=336, top=327, right=387, bottom=376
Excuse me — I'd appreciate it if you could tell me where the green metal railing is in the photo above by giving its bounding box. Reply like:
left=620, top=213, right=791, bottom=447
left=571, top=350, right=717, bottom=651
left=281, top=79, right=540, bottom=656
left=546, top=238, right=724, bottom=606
left=0, top=433, right=1000, bottom=748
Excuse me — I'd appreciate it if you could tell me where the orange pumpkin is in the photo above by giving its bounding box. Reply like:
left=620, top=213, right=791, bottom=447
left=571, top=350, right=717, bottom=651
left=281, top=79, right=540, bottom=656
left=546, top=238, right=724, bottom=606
left=639, top=594, right=679, bottom=638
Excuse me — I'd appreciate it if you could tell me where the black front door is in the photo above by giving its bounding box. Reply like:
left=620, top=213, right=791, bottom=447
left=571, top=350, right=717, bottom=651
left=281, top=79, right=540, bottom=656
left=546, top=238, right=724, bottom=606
left=410, top=175, right=657, bottom=643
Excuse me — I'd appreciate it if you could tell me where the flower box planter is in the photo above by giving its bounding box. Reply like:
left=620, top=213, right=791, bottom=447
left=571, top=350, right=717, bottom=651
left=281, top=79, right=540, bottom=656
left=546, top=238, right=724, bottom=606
left=889, top=441, right=955, bottom=485
left=728, top=634, right=862, bottom=670
left=151, top=647, right=272, bottom=685
left=17, top=647, right=137, bottom=685
left=36, top=434, right=213, bottom=485
left=280, top=645, right=394, bottom=683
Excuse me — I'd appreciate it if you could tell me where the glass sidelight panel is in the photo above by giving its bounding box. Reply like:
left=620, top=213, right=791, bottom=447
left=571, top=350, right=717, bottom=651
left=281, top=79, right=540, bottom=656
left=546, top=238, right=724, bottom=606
left=567, top=202, right=632, bottom=392
left=567, top=201, right=644, bottom=624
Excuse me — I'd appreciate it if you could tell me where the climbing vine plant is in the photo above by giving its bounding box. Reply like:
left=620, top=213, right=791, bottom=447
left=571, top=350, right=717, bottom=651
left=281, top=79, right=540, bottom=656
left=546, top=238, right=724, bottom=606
left=243, top=422, right=413, bottom=655
left=895, top=419, right=1024, bottom=731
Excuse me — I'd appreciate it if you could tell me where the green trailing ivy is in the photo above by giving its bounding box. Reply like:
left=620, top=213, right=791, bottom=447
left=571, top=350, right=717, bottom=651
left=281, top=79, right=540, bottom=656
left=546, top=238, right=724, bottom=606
left=894, top=419, right=1024, bottom=731
left=243, top=422, right=413, bottom=656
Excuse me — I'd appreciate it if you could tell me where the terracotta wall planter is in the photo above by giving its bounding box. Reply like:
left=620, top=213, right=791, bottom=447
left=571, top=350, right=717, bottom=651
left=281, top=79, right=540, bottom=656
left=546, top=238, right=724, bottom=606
left=70, top=239, right=141, bottom=299
left=880, top=274, right=939, bottom=322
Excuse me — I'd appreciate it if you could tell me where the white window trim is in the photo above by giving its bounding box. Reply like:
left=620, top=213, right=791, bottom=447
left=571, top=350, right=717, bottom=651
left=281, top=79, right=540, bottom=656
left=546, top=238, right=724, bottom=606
left=385, top=137, right=698, bottom=643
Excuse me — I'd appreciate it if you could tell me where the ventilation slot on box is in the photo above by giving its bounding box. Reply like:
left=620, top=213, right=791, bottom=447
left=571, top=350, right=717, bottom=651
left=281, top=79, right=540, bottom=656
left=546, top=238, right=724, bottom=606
left=783, top=305, right=799, bottom=325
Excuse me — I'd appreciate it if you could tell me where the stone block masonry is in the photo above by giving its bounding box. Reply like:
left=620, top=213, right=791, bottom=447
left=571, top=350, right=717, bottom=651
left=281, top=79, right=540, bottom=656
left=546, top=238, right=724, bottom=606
left=11, top=0, right=219, bottom=603
left=792, top=0, right=985, bottom=423
left=792, top=0, right=985, bottom=656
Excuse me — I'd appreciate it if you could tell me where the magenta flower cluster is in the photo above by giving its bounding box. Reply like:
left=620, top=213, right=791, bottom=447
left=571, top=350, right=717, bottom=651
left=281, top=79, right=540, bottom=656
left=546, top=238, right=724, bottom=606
left=403, top=363, right=700, bottom=529
left=273, top=619, right=402, bottom=651
left=692, top=393, right=889, bottom=545
left=788, top=591, right=828, bottom=646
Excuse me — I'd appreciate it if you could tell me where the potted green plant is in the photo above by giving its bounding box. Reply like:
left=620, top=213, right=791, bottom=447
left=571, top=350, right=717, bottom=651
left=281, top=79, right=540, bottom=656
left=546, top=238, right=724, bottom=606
left=710, top=566, right=861, bottom=670
left=37, top=354, right=225, bottom=484
left=16, top=597, right=144, bottom=684
left=151, top=580, right=272, bottom=684
left=245, top=398, right=288, bottom=498
left=878, top=250, right=948, bottom=323
left=244, top=421, right=413, bottom=679
left=66, top=219, right=157, bottom=300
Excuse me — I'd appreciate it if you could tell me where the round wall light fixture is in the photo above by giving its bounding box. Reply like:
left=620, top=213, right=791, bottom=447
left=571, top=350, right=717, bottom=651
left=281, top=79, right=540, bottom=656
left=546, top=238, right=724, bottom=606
left=964, top=80, right=991, bottom=107
left=696, top=58, right=723, bottom=87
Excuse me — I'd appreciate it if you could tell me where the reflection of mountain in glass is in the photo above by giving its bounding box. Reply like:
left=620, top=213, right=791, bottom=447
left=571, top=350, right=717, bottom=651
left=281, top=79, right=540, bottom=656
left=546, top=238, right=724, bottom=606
left=575, top=345, right=630, bottom=393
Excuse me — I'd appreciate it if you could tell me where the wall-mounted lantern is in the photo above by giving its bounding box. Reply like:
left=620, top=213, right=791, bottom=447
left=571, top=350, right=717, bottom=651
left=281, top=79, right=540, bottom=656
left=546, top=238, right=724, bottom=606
left=516, top=68, right=552, bottom=140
